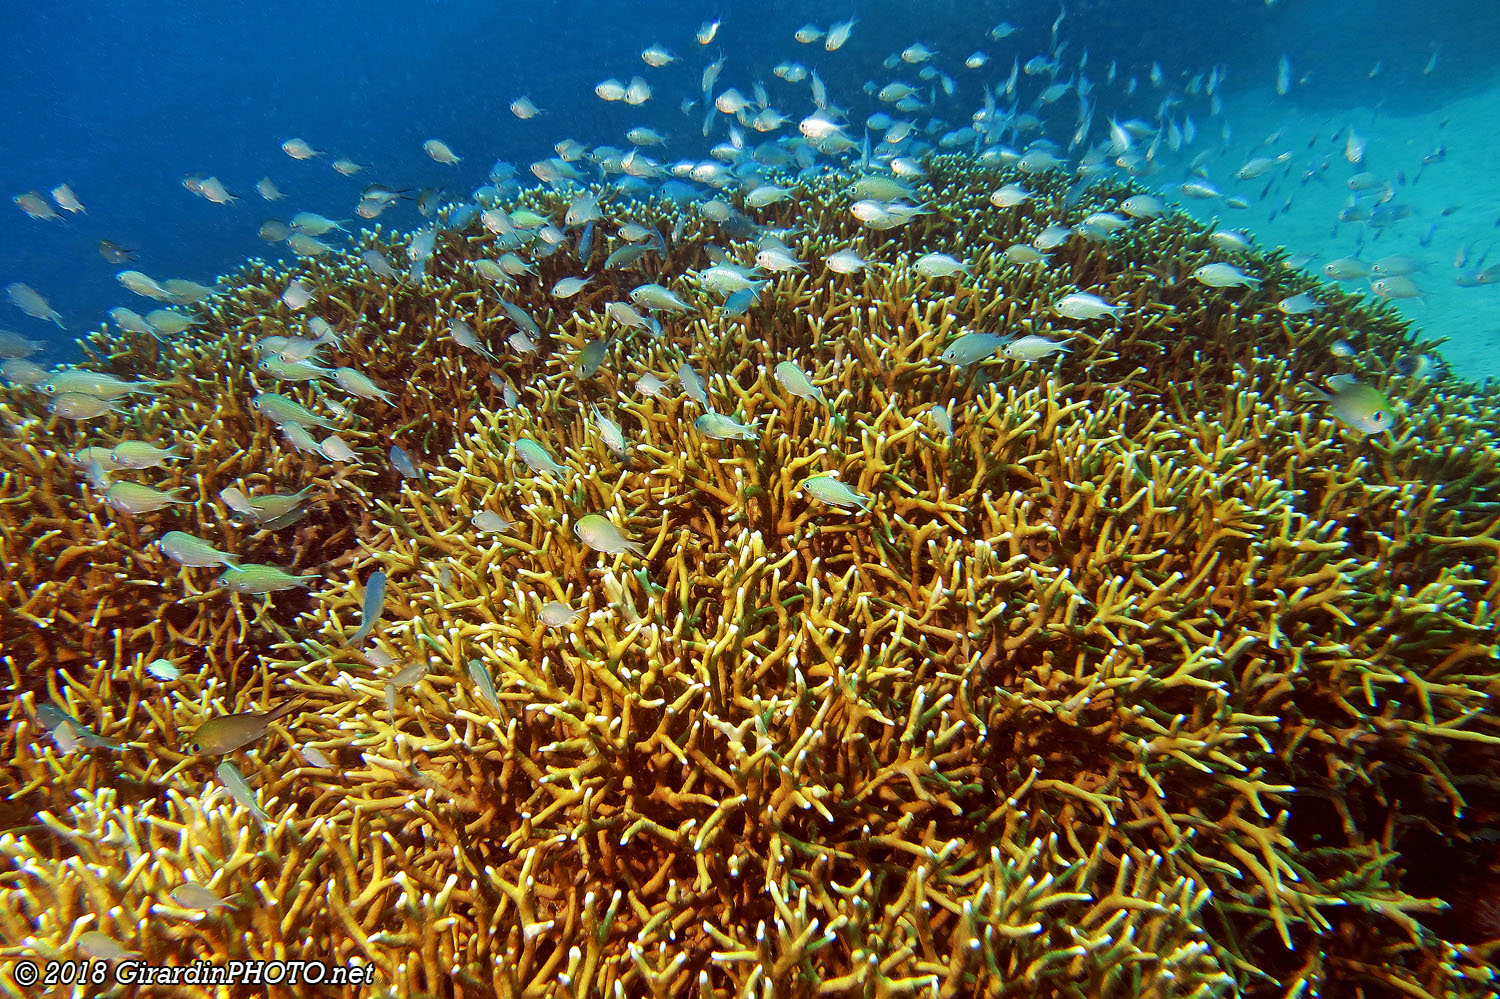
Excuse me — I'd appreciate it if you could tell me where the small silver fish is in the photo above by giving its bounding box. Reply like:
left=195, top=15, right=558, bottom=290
left=389, top=445, right=420, bottom=480
left=630, top=283, right=692, bottom=313
left=390, top=662, right=429, bottom=688
left=15, top=191, right=62, bottom=221
left=50, top=184, right=85, bottom=214
left=574, top=513, right=645, bottom=555
left=320, top=436, right=358, bottom=462
left=109, top=441, right=181, bottom=469
left=930, top=403, right=953, bottom=437
left=448, top=318, right=497, bottom=361
left=49, top=393, right=122, bottom=420
left=0, top=330, right=42, bottom=357
left=35, top=703, right=122, bottom=750
left=103, top=482, right=188, bottom=515
left=6, top=282, right=65, bottom=327
left=362, top=250, right=398, bottom=278
left=722, top=288, right=757, bottom=316
left=577, top=339, right=608, bottom=378
left=281, top=280, right=313, bottom=309
left=1119, top=194, right=1163, bottom=219
left=349, top=571, right=387, bottom=645
left=146, top=658, right=180, bottom=680
left=332, top=367, right=394, bottom=403
left=990, top=183, right=1032, bottom=208
left=423, top=138, right=462, bottom=164
left=157, top=530, right=239, bottom=568
left=1371, top=276, right=1425, bottom=301
left=279, top=422, right=324, bottom=457
left=215, top=563, right=318, bottom=595
left=755, top=246, right=805, bottom=272
left=914, top=253, right=970, bottom=278
left=170, top=882, right=236, bottom=911
left=1304, top=375, right=1396, bottom=435
left=1323, top=257, right=1369, bottom=280
left=365, top=648, right=396, bottom=670
left=515, top=438, right=567, bottom=476
left=825, top=248, right=871, bottom=274
left=1277, top=293, right=1324, bottom=316
left=1054, top=292, right=1123, bottom=321
left=694, top=412, right=759, bottom=441
left=1001, top=335, right=1071, bottom=361
left=215, top=760, right=270, bottom=827
left=499, top=297, right=543, bottom=337
left=678, top=362, right=709, bottom=406
left=1192, top=263, right=1261, bottom=289
left=220, top=486, right=314, bottom=529
left=2, top=358, right=48, bottom=385
left=590, top=406, right=629, bottom=457
left=77, top=932, right=138, bottom=962
left=467, top=658, right=500, bottom=709
left=472, top=510, right=513, bottom=533
left=282, top=138, right=322, bottom=159
left=41, top=369, right=165, bottom=399
left=773, top=361, right=826, bottom=405
left=251, top=392, right=337, bottom=429
left=538, top=601, right=582, bottom=627
left=801, top=474, right=871, bottom=511
left=939, top=333, right=1007, bottom=366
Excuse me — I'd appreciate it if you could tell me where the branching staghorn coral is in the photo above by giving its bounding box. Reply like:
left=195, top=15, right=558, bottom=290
left=2, top=159, right=1498, bottom=998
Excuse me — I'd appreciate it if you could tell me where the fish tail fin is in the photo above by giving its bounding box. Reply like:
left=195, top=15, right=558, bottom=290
left=268, top=697, right=311, bottom=724
left=1300, top=378, right=1332, bottom=403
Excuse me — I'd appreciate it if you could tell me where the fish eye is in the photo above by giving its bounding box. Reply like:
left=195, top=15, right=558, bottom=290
left=1373, top=410, right=1390, bottom=425
left=184, top=742, right=199, bottom=753
left=41, top=384, right=56, bottom=394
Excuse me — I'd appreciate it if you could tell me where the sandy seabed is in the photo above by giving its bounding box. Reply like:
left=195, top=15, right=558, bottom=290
left=1172, top=83, right=1500, bottom=386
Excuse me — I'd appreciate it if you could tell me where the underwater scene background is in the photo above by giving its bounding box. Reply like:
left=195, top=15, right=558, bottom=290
left=2, top=1, right=1499, bottom=996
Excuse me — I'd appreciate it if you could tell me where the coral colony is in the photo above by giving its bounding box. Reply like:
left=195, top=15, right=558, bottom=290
left=2, top=157, right=1499, bottom=998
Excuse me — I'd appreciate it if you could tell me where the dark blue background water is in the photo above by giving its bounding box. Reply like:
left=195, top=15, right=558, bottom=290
left=3, top=0, right=1494, bottom=365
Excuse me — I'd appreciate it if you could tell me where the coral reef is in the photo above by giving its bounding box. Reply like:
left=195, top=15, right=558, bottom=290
left=2, top=158, right=1499, bottom=998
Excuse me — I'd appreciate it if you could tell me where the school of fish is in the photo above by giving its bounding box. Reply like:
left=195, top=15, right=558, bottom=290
left=0, top=7, right=1471, bottom=957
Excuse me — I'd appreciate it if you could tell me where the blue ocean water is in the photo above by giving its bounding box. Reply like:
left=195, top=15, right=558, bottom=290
left=3, top=0, right=1499, bottom=370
